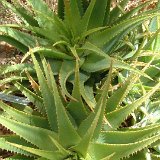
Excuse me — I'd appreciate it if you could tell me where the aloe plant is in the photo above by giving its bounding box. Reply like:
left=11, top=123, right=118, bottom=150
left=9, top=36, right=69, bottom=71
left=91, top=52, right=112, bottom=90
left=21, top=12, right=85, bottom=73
left=0, top=54, right=160, bottom=160
left=0, top=0, right=160, bottom=159
left=0, top=0, right=159, bottom=96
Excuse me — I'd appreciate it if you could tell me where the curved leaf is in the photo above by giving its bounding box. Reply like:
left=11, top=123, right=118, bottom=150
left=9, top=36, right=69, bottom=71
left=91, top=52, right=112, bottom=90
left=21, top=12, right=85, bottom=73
left=0, top=115, right=58, bottom=151
left=89, top=134, right=160, bottom=160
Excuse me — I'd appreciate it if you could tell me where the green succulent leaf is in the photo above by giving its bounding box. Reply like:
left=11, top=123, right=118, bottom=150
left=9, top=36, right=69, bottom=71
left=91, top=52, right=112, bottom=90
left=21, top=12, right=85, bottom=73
left=67, top=60, right=88, bottom=125
left=0, top=137, right=34, bottom=157
left=89, top=134, right=160, bottom=160
left=115, top=0, right=152, bottom=24
left=0, top=100, right=49, bottom=129
left=103, top=0, right=112, bottom=25
left=27, top=0, right=55, bottom=27
left=5, top=155, right=35, bottom=160
left=72, top=96, right=103, bottom=157
left=0, top=76, right=27, bottom=86
left=46, top=60, right=81, bottom=147
left=105, top=81, right=160, bottom=130
left=7, top=142, right=68, bottom=160
left=78, top=63, right=112, bottom=138
left=29, top=47, right=73, bottom=60
left=0, top=63, right=34, bottom=75
left=80, top=0, right=96, bottom=33
left=88, top=0, right=108, bottom=29
left=106, top=74, right=137, bottom=113
left=31, top=52, right=59, bottom=131
left=109, top=0, right=129, bottom=24
left=90, top=13, right=160, bottom=48
left=0, top=35, right=28, bottom=53
left=14, top=82, right=45, bottom=115
left=0, top=26, right=45, bottom=48
left=80, top=81, right=96, bottom=111
left=0, top=0, right=160, bottom=159
left=64, top=0, right=81, bottom=36
left=73, top=64, right=112, bottom=156
left=58, top=0, right=65, bottom=19
left=0, top=115, right=58, bottom=151
left=81, top=42, right=151, bottom=79
left=1, top=0, right=38, bottom=26
left=99, top=123, right=160, bottom=144
left=59, top=60, right=76, bottom=100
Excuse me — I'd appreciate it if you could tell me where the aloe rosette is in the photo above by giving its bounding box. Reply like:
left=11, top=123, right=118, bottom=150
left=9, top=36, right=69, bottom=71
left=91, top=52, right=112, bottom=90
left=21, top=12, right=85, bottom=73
left=0, top=0, right=160, bottom=159
left=0, top=0, right=159, bottom=100
left=0, top=54, right=160, bottom=159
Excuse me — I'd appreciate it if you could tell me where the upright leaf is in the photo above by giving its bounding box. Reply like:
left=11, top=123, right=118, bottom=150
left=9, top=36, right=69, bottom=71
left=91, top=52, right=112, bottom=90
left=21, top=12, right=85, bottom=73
left=88, top=0, right=108, bottom=28
left=67, top=59, right=88, bottom=125
left=78, top=63, right=112, bottom=138
left=80, top=0, right=96, bottom=33
left=106, top=74, right=137, bottom=113
left=47, top=62, right=81, bottom=147
left=31, top=53, right=58, bottom=131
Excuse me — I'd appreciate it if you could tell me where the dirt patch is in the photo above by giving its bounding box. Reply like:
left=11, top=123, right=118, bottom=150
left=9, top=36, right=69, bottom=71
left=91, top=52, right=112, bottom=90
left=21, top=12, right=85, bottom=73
left=0, top=42, right=22, bottom=65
